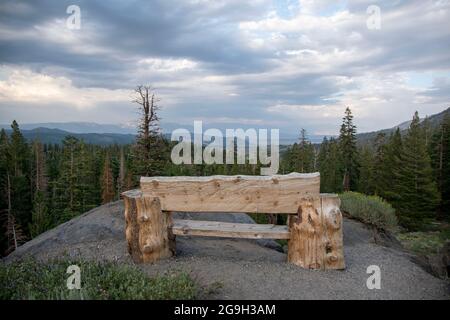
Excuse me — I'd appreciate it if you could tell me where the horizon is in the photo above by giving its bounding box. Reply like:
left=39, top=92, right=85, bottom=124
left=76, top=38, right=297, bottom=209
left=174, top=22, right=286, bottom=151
left=1, top=105, right=448, bottom=137
left=0, top=1, right=449, bottom=136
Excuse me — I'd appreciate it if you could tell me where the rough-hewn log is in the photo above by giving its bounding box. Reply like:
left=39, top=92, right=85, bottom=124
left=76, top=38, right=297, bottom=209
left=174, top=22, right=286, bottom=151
left=123, top=190, right=142, bottom=263
left=122, top=190, right=174, bottom=263
left=287, top=198, right=324, bottom=269
left=321, top=194, right=345, bottom=270
left=172, top=219, right=290, bottom=239
left=166, top=211, right=177, bottom=256
left=287, top=194, right=344, bottom=270
left=140, top=173, right=320, bottom=214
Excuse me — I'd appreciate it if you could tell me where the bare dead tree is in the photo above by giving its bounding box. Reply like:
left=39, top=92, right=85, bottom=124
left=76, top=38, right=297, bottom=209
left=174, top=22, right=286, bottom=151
left=132, top=85, right=164, bottom=177
left=7, top=173, right=15, bottom=249
left=101, top=152, right=115, bottom=204
left=133, top=85, right=161, bottom=140
left=116, top=146, right=126, bottom=200
left=2, top=173, right=25, bottom=254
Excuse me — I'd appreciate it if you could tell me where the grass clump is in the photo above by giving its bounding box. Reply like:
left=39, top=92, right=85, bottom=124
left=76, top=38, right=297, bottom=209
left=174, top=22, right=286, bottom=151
left=339, top=192, right=398, bottom=232
left=397, top=222, right=450, bottom=255
left=0, top=259, right=198, bottom=300
left=397, top=232, right=445, bottom=255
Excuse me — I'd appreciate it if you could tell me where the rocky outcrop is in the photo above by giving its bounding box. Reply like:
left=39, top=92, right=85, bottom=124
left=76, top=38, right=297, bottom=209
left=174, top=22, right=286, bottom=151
left=4, top=201, right=282, bottom=263
left=411, top=241, right=450, bottom=279
left=3, top=201, right=449, bottom=300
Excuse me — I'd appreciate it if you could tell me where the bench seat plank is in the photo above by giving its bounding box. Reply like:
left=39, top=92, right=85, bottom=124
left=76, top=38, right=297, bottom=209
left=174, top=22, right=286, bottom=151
left=172, top=219, right=290, bottom=239
left=140, top=173, right=320, bottom=214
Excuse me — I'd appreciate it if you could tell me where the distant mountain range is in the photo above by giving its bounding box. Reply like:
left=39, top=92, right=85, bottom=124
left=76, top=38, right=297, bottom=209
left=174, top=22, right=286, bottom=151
left=1, top=127, right=136, bottom=146
left=0, top=121, right=325, bottom=145
left=1, top=107, right=448, bottom=146
left=0, top=122, right=138, bottom=135
left=355, top=107, right=450, bottom=145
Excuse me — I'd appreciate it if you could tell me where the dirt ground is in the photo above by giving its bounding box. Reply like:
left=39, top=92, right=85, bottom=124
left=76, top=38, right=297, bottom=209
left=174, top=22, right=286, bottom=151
left=4, top=201, right=449, bottom=300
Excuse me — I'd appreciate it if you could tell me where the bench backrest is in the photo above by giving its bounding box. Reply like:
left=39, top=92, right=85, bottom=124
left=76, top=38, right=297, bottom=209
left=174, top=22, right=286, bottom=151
left=140, top=172, right=320, bottom=214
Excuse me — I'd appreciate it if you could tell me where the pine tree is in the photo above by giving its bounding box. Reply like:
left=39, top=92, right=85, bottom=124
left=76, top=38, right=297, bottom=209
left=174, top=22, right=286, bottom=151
left=379, top=129, right=403, bottom=205
left=0, top=130, right=11, bottom=255
left=373, top=133, right=387, bottom=196
left=430, top=111, right=450, bottom=220
left=296, top=129, right=315, bottom=173
left=116, top=147, right=126, bottom=198
left=125, top=171, right=134, bottom=190
left=32, top=140, right=48, bottom=193
left=281, top=143, right=298, bottom=173
left=77, top=142, right=99, bottom=213
left=0, top=130, right=9, bottom=213
left=316, top=136, right=328, bottom=171
left=339, top=107, right=359, bottom=191
left=9, top=121, right=30, bottom=177
left=58, top=136, right=79, bottom=216
left=396, top=111, right=439, bottom=229
left=46, top=143, right=62, bottom=227
left=317, top=137, right=344, bottom=193
left=0, top=128, right=26, bottom=254
left=422, top=116, right=431, bottom=147
left=357, top=146, right=375, bottom=195
left=101, top=153, right=115, bottom=204
left=8, top=121, right=32, bottom=235
left=56, top=137, right=98, bottom=220
left=281, top=129, right=316, bottom=173
left=28, top=140, right=50, bottom=237
left=3, top=208, right=26, bottom=255
left=29, top=191, right=50, bottom=238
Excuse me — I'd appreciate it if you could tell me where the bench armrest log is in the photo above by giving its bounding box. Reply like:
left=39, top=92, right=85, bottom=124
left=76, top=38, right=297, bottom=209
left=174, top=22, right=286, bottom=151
left=122, top=190, right=175, bottom=263
left=287, top=194, right=344, bottom=270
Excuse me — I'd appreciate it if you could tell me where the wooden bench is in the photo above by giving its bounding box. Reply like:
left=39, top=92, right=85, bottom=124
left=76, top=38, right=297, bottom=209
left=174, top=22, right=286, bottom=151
left=122, top=173, right=345, bottom=270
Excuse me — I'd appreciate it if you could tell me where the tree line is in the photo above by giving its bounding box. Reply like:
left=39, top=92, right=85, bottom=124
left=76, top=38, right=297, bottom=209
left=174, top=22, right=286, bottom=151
left=281, top=107, right=450, bottom=230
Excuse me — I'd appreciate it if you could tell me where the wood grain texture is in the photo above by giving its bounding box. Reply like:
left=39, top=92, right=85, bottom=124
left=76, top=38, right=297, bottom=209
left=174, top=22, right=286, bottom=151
left=140, top=172, right=320, bottom=214
left=123, top=192, right=143, bottom=263
left=172, top=219, right=290, bottom=239
left=321, top=194, right=345, bottom=269
left=122, top=190, right=174, bottom=263
left=287, top=195, right=345, bottom=270
left=287, top=198, right=325, bottom=269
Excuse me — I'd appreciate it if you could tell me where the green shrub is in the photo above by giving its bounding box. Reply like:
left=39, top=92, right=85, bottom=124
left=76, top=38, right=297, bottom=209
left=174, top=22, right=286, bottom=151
left=397, top=231, right=446, bottom=255
left=339, top=192, right=398, bottom=232
left=397, top=222, right=450, bottom=255
left=0, top=259, right=198, bottom=300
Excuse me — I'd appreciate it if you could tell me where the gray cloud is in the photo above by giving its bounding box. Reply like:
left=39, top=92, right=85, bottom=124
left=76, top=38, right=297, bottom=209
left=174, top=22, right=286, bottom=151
left=0, top=0, right=449, bottom=136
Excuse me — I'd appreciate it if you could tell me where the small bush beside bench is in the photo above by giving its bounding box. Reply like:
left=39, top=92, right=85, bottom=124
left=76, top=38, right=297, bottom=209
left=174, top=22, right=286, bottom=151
left=339, top=192, right=398, bottom=232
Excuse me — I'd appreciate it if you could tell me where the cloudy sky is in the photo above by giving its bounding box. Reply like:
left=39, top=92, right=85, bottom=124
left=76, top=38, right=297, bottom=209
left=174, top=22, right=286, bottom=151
left=0, top=0, right=449, bottom=136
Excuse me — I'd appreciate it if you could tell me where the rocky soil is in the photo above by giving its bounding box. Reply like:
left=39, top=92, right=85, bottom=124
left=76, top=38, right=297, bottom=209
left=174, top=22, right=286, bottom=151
left=4, top=201, right=449, bottom=300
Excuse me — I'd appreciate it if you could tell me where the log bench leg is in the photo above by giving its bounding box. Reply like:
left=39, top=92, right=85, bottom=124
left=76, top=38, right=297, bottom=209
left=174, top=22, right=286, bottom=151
left=287, top=198, right=324, bottom=269
left=321, top=195, right=345, bottom=270
left=287, top=195, right=345, bottom=270
left=123, top=190, right=175, bottom=263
